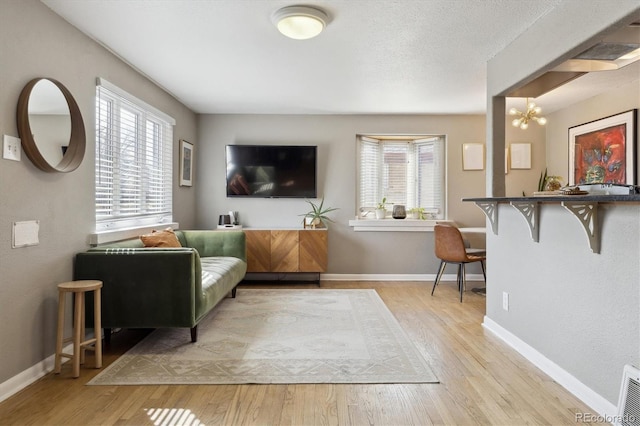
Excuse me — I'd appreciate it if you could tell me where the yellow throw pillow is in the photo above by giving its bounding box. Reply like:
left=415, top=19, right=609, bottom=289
left=140, top=228, right=182, bottom=248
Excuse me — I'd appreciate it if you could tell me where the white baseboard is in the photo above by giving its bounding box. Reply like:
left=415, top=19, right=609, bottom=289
left=321, top=273, right=485, bottom=282
left=0, top=343, right=73, bottom=403
left=482, top=316, right=617, bottom=418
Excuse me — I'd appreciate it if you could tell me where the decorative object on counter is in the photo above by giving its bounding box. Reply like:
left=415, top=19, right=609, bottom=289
left=510, top=143, right=531, bottom=169
left=392, top=205, right=406, bottom=219
left=218, top=214, right=231, bottom=225
left=532, top=172, right=564, bottom=196
left=301, top=198, right=338, bottom=228
left=544, top=175, right=563, bottom=191
left=462, top=143, right=484, bottom=170
left=559, top=186, right=589, bottom=195
left=509, top=98, right=547, bottom=130
left=375, top=197, right=387, bottom=219
left=229, top=211, right=239, bottom=225
left=569, top=109, right=636, bottom=185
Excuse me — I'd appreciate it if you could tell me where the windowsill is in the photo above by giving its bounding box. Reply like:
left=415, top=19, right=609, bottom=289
left=348, top=218, right=452, bottom=232
left=89, top=222, right=179, bottom=245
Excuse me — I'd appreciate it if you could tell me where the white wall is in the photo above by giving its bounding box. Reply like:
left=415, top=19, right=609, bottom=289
left=0, top=0, right=197, bottom=386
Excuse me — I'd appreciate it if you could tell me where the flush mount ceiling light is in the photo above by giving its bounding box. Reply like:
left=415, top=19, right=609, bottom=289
left=272, top=5, right=329, bottom=40
left=509, top=98, right=547, bottom=130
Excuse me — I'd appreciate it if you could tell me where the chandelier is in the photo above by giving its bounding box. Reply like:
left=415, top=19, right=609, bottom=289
left=509, top=98, right=547, bottom=129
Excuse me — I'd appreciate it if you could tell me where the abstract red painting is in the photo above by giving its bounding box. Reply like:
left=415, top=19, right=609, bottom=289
left=569, top=110, right=637, bottom=185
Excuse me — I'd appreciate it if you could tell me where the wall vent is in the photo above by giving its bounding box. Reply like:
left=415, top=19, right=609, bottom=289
left=616, top=364, right=640, bottom=426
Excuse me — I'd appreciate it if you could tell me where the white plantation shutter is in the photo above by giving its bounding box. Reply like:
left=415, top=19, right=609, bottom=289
left=96, top=79, right=175, bottom=231
left=357, top=135, right=446, bottom=218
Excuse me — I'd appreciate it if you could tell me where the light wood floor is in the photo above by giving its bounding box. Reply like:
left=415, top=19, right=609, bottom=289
left=0, top=281, right=604, bottom=425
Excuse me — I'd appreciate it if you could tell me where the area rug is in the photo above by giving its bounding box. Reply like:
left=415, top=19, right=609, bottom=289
left=88, top=289, right=438, bottom=385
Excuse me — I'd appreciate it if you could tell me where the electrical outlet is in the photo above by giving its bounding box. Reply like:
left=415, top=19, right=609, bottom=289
left=502, top=292, right=509, bottom=311
left=3, top=135, right=21, bottom=161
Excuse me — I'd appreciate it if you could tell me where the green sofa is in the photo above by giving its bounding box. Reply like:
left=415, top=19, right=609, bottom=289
left=74, top=230, right=247, bottom=343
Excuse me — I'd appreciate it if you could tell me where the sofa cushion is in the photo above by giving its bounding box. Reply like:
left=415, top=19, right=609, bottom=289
left=197, top=256, right=247, bottom=320
left=140, top=228, right=182, bottom=248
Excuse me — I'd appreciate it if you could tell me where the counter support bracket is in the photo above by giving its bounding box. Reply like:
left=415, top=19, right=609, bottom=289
left=474, top=201, right=498, bottom=234
left=561, top=201, right=600, bottom=254
left=510, top=201, right=539, bottom=242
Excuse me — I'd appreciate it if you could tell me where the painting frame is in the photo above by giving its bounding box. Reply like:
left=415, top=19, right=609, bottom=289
left=568, top=109, right=637, bottom=185
left=462, top=143, right=484, bottom=171
left=179, top=139, right=194, bottom=187
left=510, top=143, right=531, bottom=169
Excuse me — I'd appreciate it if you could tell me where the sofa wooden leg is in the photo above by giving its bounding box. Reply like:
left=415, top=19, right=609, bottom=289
left=190, top=326, right=198, bottom=343
left=231, top=286, right=237, bottom=298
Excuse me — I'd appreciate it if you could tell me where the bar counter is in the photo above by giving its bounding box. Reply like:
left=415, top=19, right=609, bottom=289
left=463, top=194, right=640, bottom=254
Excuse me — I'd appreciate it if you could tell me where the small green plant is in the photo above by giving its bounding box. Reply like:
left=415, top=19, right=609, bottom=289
left=376, top=197, right=387, bottom=210
left=537, top=168, right=548, bottom=192
left=409, top=207, right=427, bottom=220
left=300, top=198, right=339, bottom=227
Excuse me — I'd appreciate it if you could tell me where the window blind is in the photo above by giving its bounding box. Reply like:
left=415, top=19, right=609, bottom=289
left=358, top=137, right=380, bottom=211
left=357, top=135, right=446, bottom=218
left=95, top=80, right=174, bottom=231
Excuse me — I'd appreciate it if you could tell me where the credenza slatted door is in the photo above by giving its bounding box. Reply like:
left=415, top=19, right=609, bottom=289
left=244, top=229, right=327, bottom=273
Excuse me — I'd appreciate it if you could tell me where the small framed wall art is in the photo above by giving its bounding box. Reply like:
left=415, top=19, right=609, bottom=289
left=462, top=143, right=484, bottom=170
left=179, top=139, right=194, bottom=187
left=569, top=109, right=637, bottom=185
left=510, top=143, right=531, bottom=169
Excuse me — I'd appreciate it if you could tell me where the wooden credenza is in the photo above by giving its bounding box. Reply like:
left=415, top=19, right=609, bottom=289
left=244, top=229, right=328, bottom=273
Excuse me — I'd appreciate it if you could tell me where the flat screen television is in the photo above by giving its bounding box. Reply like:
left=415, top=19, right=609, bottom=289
left=225, top=145, right=317, bottom=198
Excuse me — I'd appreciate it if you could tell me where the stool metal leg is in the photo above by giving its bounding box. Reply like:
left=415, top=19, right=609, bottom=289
left=431, top=260, right=446, bottom=296
left=458, top=264, right=464, bottom=302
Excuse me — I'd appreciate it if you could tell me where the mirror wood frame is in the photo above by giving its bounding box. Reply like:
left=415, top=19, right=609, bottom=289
left=16, top=78, right=86, bottom=173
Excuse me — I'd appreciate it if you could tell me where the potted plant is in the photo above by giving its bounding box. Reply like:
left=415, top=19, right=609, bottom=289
left=300, top=198, right=339, bottom=228
left=408, top=207, right=426, bottom=220
left=375, top=197, right=387, bottom=219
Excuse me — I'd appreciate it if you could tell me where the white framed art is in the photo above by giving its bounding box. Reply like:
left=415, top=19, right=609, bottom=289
left=179, top=139, right=194, bottom=187
left=462, top=143, right=484, bottom=170
left=510, top=143, right=531, bottom=169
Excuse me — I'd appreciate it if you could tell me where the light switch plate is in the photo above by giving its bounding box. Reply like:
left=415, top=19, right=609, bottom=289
left=3, top=135, right=21, bottom=161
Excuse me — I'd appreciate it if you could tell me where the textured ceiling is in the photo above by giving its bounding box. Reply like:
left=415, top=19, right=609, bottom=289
left=42, top=0, right=637, bottom=115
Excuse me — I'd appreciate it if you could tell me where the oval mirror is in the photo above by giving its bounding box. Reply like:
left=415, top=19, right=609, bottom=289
left=16, top=78, right=85, bottom=173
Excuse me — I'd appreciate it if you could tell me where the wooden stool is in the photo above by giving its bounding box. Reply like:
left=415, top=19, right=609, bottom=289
left=54, top=280, right=103, bottom=378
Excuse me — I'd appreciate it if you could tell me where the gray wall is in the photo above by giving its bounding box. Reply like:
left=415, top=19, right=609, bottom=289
left=197, top=114, right=541, bottom=274
left=516, top=80, right=639, bottom=404
left=0, top=0, right=197, bottom=385
left=486, top=1, right=640, bottom=406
